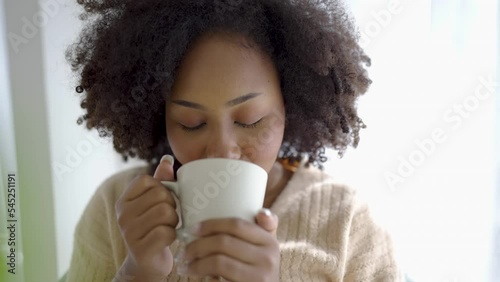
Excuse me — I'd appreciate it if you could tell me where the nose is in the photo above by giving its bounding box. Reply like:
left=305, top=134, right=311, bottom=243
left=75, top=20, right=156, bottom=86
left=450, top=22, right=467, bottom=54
left=204, top=127, right=241, bottom=159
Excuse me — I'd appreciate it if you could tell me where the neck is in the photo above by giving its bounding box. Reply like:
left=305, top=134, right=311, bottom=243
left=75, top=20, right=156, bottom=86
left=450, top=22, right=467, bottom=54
left=264, top=161, right=293, bottom=208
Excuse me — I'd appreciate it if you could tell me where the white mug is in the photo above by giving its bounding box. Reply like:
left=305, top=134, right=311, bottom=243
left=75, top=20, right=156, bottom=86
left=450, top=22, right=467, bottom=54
left=161, top=158, right=268, bottom=239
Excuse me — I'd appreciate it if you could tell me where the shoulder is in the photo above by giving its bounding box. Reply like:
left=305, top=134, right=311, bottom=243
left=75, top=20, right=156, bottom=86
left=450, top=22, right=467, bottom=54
left=274, top=163, right=363, bottom=243
left=67, top=167, right=149, bottom=280
left=301, top=166, right=402, bottom=280
left=275, top=162, right=394, bottom=249
left=75, top=166, right=150, bottom=233
left=274, top=163, right=358, bottom=215
left=276, top=164, right=402, bottom=280
left=93, top=165, right=150, bottom=202
left=292, top=164, right=383, bottom=230
left=72, top=166, right=150, bottom=261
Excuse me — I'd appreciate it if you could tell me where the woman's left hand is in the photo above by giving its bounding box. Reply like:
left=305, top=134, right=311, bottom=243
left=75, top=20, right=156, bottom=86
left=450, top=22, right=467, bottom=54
left=180, top=209, right=280, bottom=282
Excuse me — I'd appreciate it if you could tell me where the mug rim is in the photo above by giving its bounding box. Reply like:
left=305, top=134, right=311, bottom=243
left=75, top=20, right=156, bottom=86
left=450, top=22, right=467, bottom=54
left=176, top=158, right=265, bottom=175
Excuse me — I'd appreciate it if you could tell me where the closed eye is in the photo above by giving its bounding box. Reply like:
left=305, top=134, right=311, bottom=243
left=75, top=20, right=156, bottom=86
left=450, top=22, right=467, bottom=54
left=236, top=118, right=263, bottom=128
left=179, top=118, right=263, bottom=132
left=180, top=123, right=206, bottom=131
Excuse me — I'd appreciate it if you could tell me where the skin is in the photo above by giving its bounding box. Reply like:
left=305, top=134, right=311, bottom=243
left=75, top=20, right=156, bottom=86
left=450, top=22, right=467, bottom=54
left=115, top=32, right=289, bottom=281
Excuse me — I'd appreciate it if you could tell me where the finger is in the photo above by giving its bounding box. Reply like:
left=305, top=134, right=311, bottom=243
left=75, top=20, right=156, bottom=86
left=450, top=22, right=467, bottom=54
left=182, top=254, right=254, bottom=282
left=129, top=203, right=178, bottom=241
left=154, top=154, right=175, bottom=181
left=126, top=185, right=176, bottom=218
left=119, top=174, right=158, bottom=202
left=117, top=155, right=174, bottom=208
left=193, top=218, right=272, bottom=246
left=184, top=234, right=261, bottom=264
left=119, top=201, right=176, bottom=239
left=255, top=208, right=279, bottom=237
left=137, top=225, right=176, bottom=254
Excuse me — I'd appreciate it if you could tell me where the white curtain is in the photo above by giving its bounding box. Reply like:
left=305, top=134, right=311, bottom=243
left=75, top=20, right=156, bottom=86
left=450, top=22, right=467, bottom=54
left=325, top=0, right=498, bottom=281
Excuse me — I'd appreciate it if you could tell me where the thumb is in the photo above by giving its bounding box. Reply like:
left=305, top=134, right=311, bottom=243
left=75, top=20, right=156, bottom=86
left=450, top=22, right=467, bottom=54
left=255, top=208, right=279, bottom=237
left=153, top=154, right=175, bottom=181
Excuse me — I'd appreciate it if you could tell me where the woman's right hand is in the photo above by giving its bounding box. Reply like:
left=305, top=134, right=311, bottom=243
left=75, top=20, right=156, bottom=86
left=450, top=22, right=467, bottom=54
left=114, top=155, right=178, bottom=281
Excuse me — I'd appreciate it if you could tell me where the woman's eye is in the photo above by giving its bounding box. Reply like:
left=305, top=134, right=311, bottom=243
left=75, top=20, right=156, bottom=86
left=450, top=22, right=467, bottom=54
left=180, top=123, right=205, bottom=131
left=236, top=118, right=263, bottom=128
left=179, top=119, right=263, bottom=131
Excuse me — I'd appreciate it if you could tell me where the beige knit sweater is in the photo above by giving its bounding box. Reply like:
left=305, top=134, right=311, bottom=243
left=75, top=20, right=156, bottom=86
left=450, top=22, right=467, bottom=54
left=66, top=164, right=401, bottom=281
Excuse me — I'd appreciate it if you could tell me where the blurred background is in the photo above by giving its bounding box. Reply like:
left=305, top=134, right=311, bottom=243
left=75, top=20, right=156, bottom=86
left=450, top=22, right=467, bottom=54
left=0, top=0, right=498, bottom=281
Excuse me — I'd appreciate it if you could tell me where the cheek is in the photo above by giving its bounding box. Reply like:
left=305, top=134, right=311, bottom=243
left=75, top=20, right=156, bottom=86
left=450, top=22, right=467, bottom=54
left=241, top=121, right=285, bottom=171
left=166, top=122, right=204, bottom=164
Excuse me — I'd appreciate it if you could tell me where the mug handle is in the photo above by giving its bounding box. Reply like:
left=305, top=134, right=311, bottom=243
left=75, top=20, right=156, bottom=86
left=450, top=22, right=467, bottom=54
left=161, top=181, right=179, bottom=197
left=160, top=181, right=194, bottom=243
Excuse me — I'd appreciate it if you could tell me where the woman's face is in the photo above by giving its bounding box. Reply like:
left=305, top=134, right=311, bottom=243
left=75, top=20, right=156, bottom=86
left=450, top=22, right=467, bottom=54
left=165, top=33, right=286, bottom=173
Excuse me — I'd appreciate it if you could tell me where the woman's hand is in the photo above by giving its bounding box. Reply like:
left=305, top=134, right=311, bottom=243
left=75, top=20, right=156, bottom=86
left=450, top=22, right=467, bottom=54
left=114, top=155, right=178, bottom=281
left=180, top=210, right=280, bottom=282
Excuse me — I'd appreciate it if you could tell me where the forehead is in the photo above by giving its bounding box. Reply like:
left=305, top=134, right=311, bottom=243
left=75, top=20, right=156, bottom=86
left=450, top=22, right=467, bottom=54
left=170, top=32, right=280, bottom=102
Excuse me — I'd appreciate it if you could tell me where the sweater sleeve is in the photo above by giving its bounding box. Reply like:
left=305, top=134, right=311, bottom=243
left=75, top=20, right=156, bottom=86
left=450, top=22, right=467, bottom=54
left=342, top=199, right=402, bottom=282
left=65, top=171, right=132, bottom=282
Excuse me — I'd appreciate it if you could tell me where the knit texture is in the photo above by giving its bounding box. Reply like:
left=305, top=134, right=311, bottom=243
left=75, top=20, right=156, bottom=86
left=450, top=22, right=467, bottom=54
left=66, top=164, right=401, bottom=281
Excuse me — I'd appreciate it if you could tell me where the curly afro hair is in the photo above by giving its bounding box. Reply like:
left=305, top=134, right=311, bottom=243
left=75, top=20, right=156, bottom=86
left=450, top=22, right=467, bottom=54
left=66, top=0, right=371, bottom=171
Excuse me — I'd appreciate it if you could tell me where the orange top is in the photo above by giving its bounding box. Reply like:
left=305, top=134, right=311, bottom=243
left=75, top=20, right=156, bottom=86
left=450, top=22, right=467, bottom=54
left=278, top=158, right=300, bottom=172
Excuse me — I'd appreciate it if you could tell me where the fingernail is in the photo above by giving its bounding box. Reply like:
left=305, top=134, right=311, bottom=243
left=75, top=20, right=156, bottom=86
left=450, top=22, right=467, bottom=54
left=160, top=154, right=174, bottom=165
left=259, top=208, right=272, bottom=217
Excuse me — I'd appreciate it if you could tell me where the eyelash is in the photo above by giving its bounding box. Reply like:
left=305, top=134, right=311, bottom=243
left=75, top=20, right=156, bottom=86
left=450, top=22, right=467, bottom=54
left=180, top=118, right=263, bottom=132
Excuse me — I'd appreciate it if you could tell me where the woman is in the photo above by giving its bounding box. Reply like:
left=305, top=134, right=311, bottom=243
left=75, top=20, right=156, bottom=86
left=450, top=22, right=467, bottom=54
left=65, top=0, right=401, bottom=281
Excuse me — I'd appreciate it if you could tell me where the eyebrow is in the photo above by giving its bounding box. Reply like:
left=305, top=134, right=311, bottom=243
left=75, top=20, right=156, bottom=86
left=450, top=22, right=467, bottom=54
left=171, top=92, right=262, bottom=110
